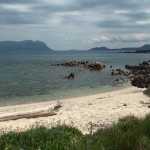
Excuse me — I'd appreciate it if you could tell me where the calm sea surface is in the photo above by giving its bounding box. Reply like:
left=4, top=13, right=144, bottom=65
left=0, top=50, right=149, bottom=106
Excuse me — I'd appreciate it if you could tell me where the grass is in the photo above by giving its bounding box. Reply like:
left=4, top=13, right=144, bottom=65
left=0, top=114, right=150, bottom=150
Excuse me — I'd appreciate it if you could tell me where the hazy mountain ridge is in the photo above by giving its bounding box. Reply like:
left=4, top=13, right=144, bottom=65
left=89, top=44, right=150, bottom=51
left=0, top=40, right=52, bottom=51
left=0, top=40, right=150, bottom=51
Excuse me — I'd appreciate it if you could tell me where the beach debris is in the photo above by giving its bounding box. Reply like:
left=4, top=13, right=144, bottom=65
left=65, top=72, right=75, bottom=79
left=123, top=104, right=127, bottom=106
left=88, top=103, right=92, bottom=105
left=0, top=101, right=62, bottom=122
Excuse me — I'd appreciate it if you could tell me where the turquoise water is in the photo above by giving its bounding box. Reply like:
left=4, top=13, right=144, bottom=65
left=0, top=50, right=150, bottom=106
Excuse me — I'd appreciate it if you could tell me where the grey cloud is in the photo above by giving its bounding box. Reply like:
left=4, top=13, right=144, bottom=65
left=76, top=0, right=148, bottom=10
left=91, top=35, right=150, bottom=44
left=0, top=0, right=150, bottom=49
left=110, top=36, right=150, bottom=43
left=0, top=0, right=37, bottom=4
left=96, top=20, right=127, bottom=28
left=122, top=12, right=150, bottom=21
left=0, top=8, right=47, bottom=25
left=1, top=0, right=150, bottom=26
left=0, top=1, right=78, bottom=25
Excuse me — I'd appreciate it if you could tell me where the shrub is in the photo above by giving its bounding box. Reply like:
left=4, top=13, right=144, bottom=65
left=0, top=115, right=150, bottom=150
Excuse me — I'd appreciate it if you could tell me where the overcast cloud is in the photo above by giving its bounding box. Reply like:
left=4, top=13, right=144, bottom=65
left=0, top=0, right=150, bottom=50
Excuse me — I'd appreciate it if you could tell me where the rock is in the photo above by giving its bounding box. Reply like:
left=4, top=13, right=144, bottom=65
left=125, top=60, right=150, bottom=89
left=60, top=61, right=87, bottom=67
left=84, top=62, right=106, bottom=71
left=54, top=60, right=106, bottom=71
left=65, top=73, right=75, bottom=79
left=123, top=104, right=127, bottom=106
left=111, top=71, right=114, bottom=76
left=111, top=68, right=129, bottom=76
left=144, top=87, right=150, bottom=96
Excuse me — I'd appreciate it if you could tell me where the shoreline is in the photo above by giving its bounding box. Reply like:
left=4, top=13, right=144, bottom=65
left=0, top=82, right=130, bottom=107
left=0, top=86, right=150, bottom=134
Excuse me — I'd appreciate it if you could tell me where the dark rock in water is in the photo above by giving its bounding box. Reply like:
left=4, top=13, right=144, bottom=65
left=110, top=60, right=150, bottom=91
left=125, top=60, right=150, bottom=89
left=131, top=75, right=150, bottom=88
left=111, top=68, right=129, bottom=77
left=61, top=60, right=86, bottom=67
left=65, top=73, right=75, bottom=79
left=115, top=79, right=119, bottom=81
left=84, top=62, right=106, bottom=71
left=54, top=60, right=106, bottom=72
left=111, top=71, right=114, bottom=76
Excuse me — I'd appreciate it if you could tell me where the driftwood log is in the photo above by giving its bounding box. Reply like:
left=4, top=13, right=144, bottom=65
left=0, top=101, right=62, bottom=122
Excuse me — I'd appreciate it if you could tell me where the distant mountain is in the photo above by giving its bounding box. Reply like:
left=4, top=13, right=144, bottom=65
left=89, top=44, right=150, bottom=51
left=117, top=47, right=139, bottom=51
left=140, top=44, right=150, bottom=50
left=0, top=40, right=53, bottom=51
left=89, top=47, right=110, bottom=51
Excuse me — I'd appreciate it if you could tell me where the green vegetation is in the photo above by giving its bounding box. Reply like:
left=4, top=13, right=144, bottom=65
left=0, top=114, right=150, bottom=150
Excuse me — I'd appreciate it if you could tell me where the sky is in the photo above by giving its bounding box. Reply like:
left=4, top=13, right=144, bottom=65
left=0, top=0, right=150, bottom=50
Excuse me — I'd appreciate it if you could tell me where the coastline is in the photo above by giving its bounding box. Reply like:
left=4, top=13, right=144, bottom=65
left=0, top=82, right=130, bottom=107
left=0, top=86, right=149, bottom=134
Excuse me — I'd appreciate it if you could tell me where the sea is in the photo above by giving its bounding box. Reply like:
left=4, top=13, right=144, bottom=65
left=0, top=50, right=150, bottom=106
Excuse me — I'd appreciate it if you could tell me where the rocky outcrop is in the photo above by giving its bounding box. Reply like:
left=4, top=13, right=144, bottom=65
left=125, top=61, right=150, bottom=88
left=110, top=60, right=150, bottom=90
left=131, top=75, right=150, bottom=88
left=61, top=61, right=87, bottom=67
left=65, top=73, right=75, bottom=79
left=53, top=60, right=106, bottom=71
left=84, top=62, right=106, bottom=71
left=111, top=69, right=130, bottom=76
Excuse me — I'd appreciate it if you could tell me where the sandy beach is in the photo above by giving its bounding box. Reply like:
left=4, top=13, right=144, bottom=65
left=0, top=86, right=149, bottom=134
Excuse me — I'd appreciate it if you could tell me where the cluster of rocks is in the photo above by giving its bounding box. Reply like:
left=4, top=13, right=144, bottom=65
left=110, top=68, right=131, bottom=83
left=53, top=60, right=106, bottom=79
left=111, top=69, right=130, bottom=76
left=84, top=62, right=106, bottom=71
left=110, top=60, right=150, bottom=91
left=111, top=60, right=150, bottom=89
left=125, top=60, right=150, bottom=88
left=60, top=60, right=88, bottom=67
left=54, top=60, right=106, bottom=71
